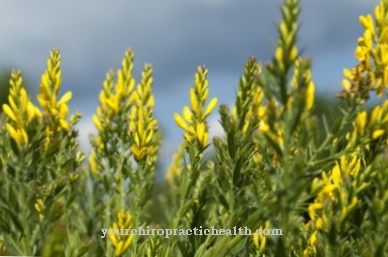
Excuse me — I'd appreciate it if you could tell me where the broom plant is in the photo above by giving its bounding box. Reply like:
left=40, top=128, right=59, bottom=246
left=1, top=0, right=388, bottom=256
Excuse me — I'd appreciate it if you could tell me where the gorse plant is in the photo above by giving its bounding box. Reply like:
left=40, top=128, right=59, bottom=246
left=1, top=0, right=388, bottom=256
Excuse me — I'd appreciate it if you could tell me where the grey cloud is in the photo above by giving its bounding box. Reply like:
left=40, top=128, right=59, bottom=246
left=0, top=0, right=380, bottom=105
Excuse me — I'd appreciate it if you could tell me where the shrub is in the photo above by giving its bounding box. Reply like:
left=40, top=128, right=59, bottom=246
left=1, top=0, right=388, bottom=256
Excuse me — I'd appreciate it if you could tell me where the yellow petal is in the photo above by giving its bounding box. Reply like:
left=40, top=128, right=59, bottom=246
left=204, top=97, right=218, bottom=118
left=183, top=106, right=193, bottom=122
left=359, top=15, right=375, bottom=36
left=147, top=95, right=155, bottom=108
left=340, top=155, right=346, bottom=172
left=34, top=106, right=42, bottom=118
left=259, top=122, right=270, bottom=133
left=9, top=96, right=17, bottom=111
left=106, top=98, right=118, bottom=113
left=355, top=111, right=367, bottom=136
left=372, top=129, right=385, bottom=139
left=332, top=162, right=341, bottom=186
left=59, top=119, right=70, bottom=131
left=27, top=102, right=36, bottom=121
left=122, top=235, right=133, bottom=254
left=308, top=202, right=322, bottom=220
left=131, top=145, right=147, bottom=161
left=174, top=113, right=190, bottom=131
left=145, top=129, right=153, bottom=145
left=253, top=234, right=259, bottom=249
left=289, top=46, right=298, bottom=60
left=130, top=91, right=139, bottom=106
left=2, top=104, right=17, bottom=122
left=99, top=91, right=107, bottom=107
left=351, top=159, right=361, bottom=177
left=308, top=231, right=318, bottom=246
left=108, top=234, right=118, bottom=247
left=19, top=128, right=28, bottom=145
left=343, top=69, right=354, bottom=80
left=114, top=241, right=125, bottom=257
left=190, top=88, right=198, bottom=112
left=380, top=27, right=388, bottom=44
left=6, top=124, right=21, bottom=145
left=342, top=79, right=351, bottom=91
left=375, top=5, right=383, bottom=25
left=322, top=184, right=337, bottom=195
left=88, top=151, right=97, bottom=175
left=305, top=81, right=314, bottom=111
left=196, top=123, right=206, bottom=144
left=93, top=115, right=103, bottom=131
left=370, top=106, right=381, bottom=127
left=58, top=103, right=69, bottom=120
left=57, top=91, right=72, bottom=105
left=349, top=155, right=357, bottom=169
left=275, top=48, right=283, bottom=64
left=20, top=88, right=28, bottom=112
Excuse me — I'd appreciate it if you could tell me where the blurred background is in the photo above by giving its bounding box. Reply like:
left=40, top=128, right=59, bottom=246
left=0, top=0, right=381, bottom=170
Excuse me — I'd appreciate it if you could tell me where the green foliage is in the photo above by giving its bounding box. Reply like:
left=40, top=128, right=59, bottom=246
left=1, top=0, right=388, bottom=256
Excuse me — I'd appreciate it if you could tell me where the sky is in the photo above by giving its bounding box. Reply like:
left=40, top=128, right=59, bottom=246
left=0, top=0, right=381, bottom=169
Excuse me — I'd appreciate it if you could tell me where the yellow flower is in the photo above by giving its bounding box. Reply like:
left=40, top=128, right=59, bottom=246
left=259, top=121, right=270, bottom=133
left=355, top=111, right=367, bottom=136
left=174, top=113, right=190, bottom=131
left=196, top=122, right=208, bottom=148
left=332, top=162, right=341, bottom=186
left=359, top=14, right=375, bottom=37
left=253, top=221, right=270, bottom=253
left=88, top=150, right=99, bottom=175
left=34, top=199, right=45, bottom=220
left=6, top=124, right=28, bottom=146
left=308, top=202, right=322, bottom=221
left=2, top=104, right=17, bottom=123
left=370, top=105, right=382, bottom=127
left=275, top=47, right=285, bottom=71
left=108, top=210, right=133, bottom=256
left=372, top=129, right=385, bottom=139
left=174, top=66, right=216, bottom=151
left=2, top=70, right=40, bottom=148
left=37, top=49, right=72, bottom=132
left=204, top=98, right=218, bottom=119
left=308, top=231, right=318, bottom=246
left=92, top=115, right=104, bottom=132
left=303, top=248, right=312, bottom=257
left=127, top=64, right=158, bottom=163
left=343, top=68, right=355, bottom=80
left=130, top=145, right=148, bottom=162
left=306, top=81, right=315, bottom=111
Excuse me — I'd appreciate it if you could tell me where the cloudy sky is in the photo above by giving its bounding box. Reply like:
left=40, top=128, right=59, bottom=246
left=0, top=0, right=380, bottom=168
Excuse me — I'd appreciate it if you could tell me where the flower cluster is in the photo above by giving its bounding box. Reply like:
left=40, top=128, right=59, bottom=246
left=232, top=57, right=263, bottom=133
left=174, top=66, right=217, bottom=150
left=37, top=49, right=72, bottom=131
left=2, top=70, right=41, bottom=147
left=290, top=58, right=315, bottom=112
left=338, top=0, right=388, bottom=100
left=108, top=210, right=134, bottom=257
left=128, top=64, right=158, bottom=162
left=304, top=156, right=360, bottom=255
left=89, top=49, right=136, bottom=174
left=270, top=0, right=300, bottom=105
left=34, top=49, right=74, bottom=152
left=252, top=221, right=270, bottom=255
left=93, top=50, right=135, bottom=130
